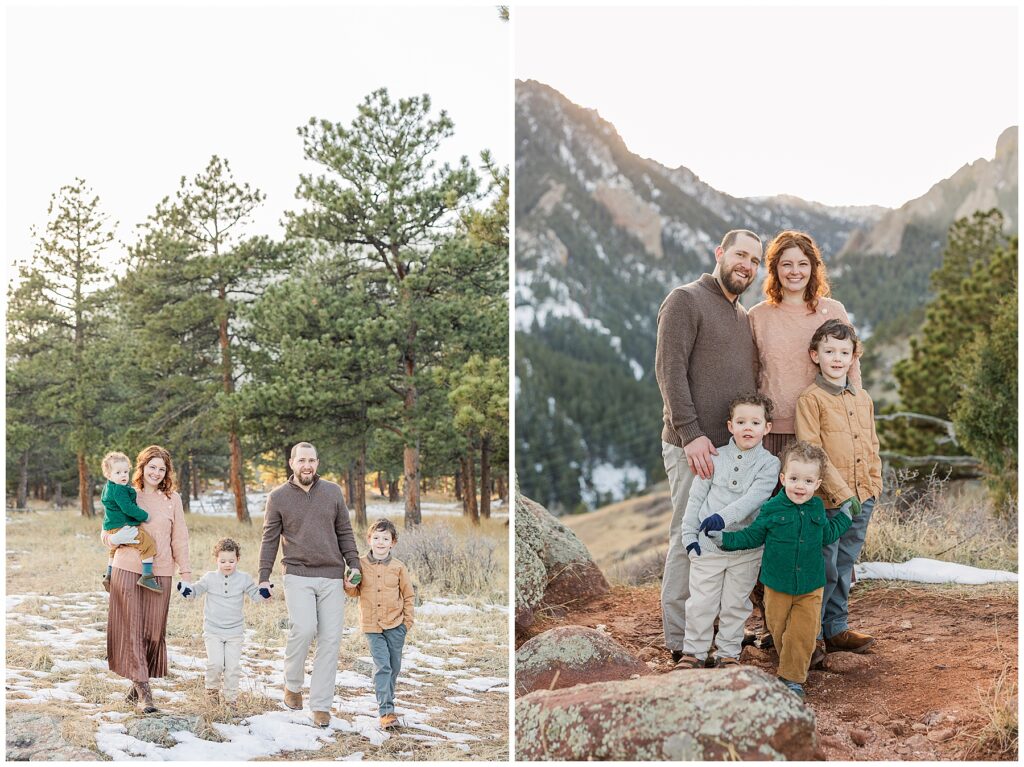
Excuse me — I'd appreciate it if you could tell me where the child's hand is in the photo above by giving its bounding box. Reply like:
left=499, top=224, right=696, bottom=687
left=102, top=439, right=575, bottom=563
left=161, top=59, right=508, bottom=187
left=698, top=514, right=725, bottom=534
left=176, top=581, right=192, bottom=598
left=259, top=584, right=273, bottom=600
left=686, top=541, right=701, bottom=557
left=840, top=497, right=862, bottom=517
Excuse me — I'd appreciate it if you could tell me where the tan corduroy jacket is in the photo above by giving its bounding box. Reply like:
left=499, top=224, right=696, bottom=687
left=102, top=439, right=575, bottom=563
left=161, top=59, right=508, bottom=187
left=795, top=375, right=883, bottom=507
left=344, top=554, right=415, bottom=633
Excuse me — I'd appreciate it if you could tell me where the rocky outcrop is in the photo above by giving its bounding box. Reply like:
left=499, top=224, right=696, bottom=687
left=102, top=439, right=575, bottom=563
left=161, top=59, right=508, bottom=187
left=515, top=666, right=821, bottom=761
left=516, top=626, right=649, bottom=696
left=515, top=483, right=609, bottom=635
left=126, top=715, right=222, bottom=747
left=6, top=712, right=97, bottom=760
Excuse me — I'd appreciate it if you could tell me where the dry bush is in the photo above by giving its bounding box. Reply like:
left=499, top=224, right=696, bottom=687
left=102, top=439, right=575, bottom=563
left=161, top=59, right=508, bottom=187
left=394, top=522, right=504, bottom=601
left=608, top=547, right=666, bottom=586
left=862, top=469, right=1018, bottom=571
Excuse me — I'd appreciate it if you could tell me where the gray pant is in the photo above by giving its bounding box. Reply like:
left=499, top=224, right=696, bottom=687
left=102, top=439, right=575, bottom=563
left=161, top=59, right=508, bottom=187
left=820, top=498, right=875, bottom=639
left=661, top=441, right=697, bottom=651
left=366, top=624, right=407, bottom=716
left=283, top=574, right=345, bottom=713
left=205, top=635, right=243, bottom=700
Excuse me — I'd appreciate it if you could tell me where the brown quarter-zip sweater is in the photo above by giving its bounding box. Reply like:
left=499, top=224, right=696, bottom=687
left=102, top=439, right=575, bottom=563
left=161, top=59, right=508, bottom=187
left=258, top=475, right=361, bottom=583
left=656, top=273, right=758, bottom=448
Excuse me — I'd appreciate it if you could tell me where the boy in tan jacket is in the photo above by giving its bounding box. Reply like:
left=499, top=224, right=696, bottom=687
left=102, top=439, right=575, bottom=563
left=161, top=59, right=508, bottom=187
left=344, top=518, right=415, bottom=729
left=796, top=319, right=883, bottom=661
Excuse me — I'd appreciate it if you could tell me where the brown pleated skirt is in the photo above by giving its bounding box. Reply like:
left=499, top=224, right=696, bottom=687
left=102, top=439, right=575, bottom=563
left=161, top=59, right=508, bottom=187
left=106, top=569, right=172, bottom=682
left=763, top=432, right=797, bottom=459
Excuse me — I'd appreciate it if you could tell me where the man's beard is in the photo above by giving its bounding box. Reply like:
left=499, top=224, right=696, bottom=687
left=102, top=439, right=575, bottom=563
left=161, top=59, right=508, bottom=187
left=298, top=471, right=315, bottom=486
left=721, top=267, right=753, bottom=296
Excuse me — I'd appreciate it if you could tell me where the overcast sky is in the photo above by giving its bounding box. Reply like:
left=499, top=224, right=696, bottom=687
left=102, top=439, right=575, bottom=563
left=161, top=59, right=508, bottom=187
left=515, top=4, right=1018, bottom=208
left=6, top=4, right=511, bottom=272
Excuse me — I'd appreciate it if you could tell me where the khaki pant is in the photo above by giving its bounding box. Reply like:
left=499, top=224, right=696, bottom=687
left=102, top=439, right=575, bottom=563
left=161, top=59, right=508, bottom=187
left=107, top=526, right=157, bottom=561
left=661, top=441, right=697, bottom=651
left=283, top=574, right=345, bottom=713
left=764, top=585, right=823, bottom=684
left=205, top=635, right=243, bottom=700
left=683, top=549, right=762, bottom=661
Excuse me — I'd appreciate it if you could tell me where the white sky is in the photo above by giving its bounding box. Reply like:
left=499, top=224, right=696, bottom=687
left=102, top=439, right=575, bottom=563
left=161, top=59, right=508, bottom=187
left=515, top=4, right=1018, bottom=208
left=5, top=3, right=511, bottom=271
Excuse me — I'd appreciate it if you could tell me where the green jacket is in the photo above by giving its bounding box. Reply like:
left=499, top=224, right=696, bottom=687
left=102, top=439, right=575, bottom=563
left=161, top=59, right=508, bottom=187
left=101, top=481, right=149, bottom=530
left=719, top=491, right=851, bottom=595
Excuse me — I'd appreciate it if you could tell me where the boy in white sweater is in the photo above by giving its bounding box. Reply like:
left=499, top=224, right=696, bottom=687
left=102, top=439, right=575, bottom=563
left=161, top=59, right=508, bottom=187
left=179, top=538, right=270, bottom=703
left=675, top=394, right=781, bottom=670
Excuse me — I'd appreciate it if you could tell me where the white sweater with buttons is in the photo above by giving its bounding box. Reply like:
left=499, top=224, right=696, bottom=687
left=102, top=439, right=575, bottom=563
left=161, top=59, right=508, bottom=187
left=680, top=438, right=781, bottom=555
left=189, top=569, right=263, bottom=638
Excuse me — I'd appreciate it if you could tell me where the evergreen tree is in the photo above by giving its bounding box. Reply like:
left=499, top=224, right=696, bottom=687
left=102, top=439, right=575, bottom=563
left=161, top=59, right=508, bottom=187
left=952, top=254, right=1018, bottom=510
left=29, top=179, right=116, bottom=516
left=287, top=89, right=480, bottom=527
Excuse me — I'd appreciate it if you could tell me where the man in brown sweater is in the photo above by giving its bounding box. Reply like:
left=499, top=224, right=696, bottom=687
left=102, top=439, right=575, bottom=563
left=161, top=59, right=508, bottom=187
left=258, top=442, right=361, bottom=727
left=655, top=229, right=762, bottom=664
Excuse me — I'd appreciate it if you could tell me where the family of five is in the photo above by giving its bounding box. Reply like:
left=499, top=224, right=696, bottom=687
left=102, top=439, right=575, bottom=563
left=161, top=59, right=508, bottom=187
left=655, top=228, right=882, bottom=699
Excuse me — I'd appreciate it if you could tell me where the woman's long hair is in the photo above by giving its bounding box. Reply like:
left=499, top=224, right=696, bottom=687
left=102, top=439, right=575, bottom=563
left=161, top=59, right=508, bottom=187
left=133, top=445, right=176, bottom=497
left=762, top=230, right=831, bottom=312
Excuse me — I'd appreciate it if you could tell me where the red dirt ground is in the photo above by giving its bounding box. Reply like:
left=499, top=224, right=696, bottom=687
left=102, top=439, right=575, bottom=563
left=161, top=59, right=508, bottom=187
left=519, top=583, right=1018, bottom=761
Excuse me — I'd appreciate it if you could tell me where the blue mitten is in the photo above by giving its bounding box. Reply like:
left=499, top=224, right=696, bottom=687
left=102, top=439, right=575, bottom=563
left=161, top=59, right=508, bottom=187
left=686, top=541, right=701, bottom=557
left=259, top=585, right=273, bottom=600
left=698, top=514, right=725, bottom=534
left=176, top=582, right=192, bottom=598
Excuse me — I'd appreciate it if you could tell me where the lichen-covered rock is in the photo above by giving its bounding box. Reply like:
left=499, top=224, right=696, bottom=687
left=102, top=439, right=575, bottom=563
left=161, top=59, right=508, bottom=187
left=126, top=715, right=221, bottom=746
left=515, top=666, right=821, bottom=761
left=514, top=479, right=609, bottom=635
left=6, top=711, right=97, bottom=760
left=516, top=626, right=650, bottom=696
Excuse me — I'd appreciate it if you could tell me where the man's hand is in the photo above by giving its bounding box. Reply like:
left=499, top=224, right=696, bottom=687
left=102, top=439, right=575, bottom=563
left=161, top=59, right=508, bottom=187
left=683, top=436, right=718, bottom=480
left=698, top=513, right=725, bottom=534
left=259, top=581, right=273, bottom=599
left=686, top=541, right=701, bottom=558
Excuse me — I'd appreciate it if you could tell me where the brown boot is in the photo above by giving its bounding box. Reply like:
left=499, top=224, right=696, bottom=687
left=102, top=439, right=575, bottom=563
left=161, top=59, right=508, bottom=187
left=134, top=682, right=158, bottom=714
left=283, top=687, right=303, bottom=710
left=311, top=710, right=331, bottom=728
left=379, top=713, right=399, bottom=729
left=825, top=629, right=875, bottom=653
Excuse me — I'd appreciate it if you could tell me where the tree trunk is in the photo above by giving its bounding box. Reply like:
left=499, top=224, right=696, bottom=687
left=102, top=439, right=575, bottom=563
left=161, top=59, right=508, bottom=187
left=179, top=458, right=191, bottom=513
left=218, top=284, right=249, bottom=524
left=377, top=471, right=386, bottom=498
left=402, top=348, right=421, bottom=527
left=354, top=443, right=367, bottom=528
left=191, top=454, right=199, bottom=500
left=77, top=450, right=93, bottom=517
left=460, top=457, right=470, bottom=516
left=480, top=435, right=491, bottom=520
left=466, top=450, right=479, bottom=525
left=388, top=479, right=399, bottom=503
left=17, top=452, right=29, bottom=509
left=454, top=467, right=463, bottom=501
left=346, top=463, right=356, bottom=507
left=54, top=480, right=64, bottom=510
left=496, top=473, right=507, bottom=504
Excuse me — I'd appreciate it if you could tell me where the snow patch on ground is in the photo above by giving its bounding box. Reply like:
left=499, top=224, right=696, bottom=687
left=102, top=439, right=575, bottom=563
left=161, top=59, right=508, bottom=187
left=855, top=558, right=1019, bottom=585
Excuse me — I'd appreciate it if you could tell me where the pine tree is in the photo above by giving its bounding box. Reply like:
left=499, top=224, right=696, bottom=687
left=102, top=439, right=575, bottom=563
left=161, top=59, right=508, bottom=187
left=287, top=89, right=480, bottom=528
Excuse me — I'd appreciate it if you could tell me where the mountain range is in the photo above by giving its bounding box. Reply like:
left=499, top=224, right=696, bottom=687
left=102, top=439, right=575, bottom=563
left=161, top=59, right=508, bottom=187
left=514, top=78, right=1018, bottom=513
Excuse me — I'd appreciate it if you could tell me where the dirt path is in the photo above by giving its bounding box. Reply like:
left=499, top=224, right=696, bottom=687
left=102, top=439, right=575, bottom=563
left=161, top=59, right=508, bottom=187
left=519, top=582, right=1017, bottom=761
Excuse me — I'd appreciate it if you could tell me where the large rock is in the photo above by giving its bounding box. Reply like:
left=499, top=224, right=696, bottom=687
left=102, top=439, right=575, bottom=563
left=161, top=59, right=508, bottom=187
left=516, top=626, right=649, bottom=696
left=515, top=481, right=609, bottom=634
left=6, top=711, right=97, bottom=760
left=126, top=714, right=221, bottom=746
left=515, top=666, right=820, bottom=761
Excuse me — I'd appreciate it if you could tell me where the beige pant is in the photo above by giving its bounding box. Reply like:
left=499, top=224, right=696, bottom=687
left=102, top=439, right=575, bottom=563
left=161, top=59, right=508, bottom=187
left=764, top=586, right=824, bottom=684
left=661, top=441, right=697, bottom=650
left=205, top=635, right=243, bottom=700
left=283, top=574, right=345, bottom=713
left=683, top=549, right=762, bottom=661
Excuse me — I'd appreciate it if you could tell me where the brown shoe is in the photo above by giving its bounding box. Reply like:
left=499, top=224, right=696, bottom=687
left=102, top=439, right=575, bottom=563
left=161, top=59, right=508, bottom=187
left=671, top=653, right=703, bottom=671
left=134, top=682, right=158, bottom=714
left=311, top=710, right=331, bottom=728
left=825, top=629, right=875, bottom=653
left=714, top=655, right=742, bottom=668
left=380, top=713, right=399, bottom=729
left=810, top=639, right=827, bottom=669
left=283, top=687, right=303, bottom=710
left=102, top=572, right=111, bottom=593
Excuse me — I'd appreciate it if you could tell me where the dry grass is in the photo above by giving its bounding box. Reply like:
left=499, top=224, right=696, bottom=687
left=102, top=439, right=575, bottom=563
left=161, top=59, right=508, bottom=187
left=6, top=503, right=508, bottom=761
left=862, top=469, right=1018, bottom=572
left=607, top=547, right=666, bottom=587
left=962, top=665, right=1019, bottom=759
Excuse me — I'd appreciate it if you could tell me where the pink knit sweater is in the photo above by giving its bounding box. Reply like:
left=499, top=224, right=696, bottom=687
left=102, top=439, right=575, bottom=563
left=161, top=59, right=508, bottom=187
left=748, top=297, right=862, bottom=434
left=102, top=490, right=192, bottom=580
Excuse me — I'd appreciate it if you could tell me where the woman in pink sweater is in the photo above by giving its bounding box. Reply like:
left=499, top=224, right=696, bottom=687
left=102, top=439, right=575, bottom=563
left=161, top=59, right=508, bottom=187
left=102, top=445, right=192, bottom=714
left=749, top=230, right=861, bottom=458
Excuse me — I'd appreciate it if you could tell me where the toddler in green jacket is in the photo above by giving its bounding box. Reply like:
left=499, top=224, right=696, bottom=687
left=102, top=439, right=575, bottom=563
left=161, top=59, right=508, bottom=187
left=707, top=441, right=860, bottom=700
left=100, top=451, right=161, bottom=593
